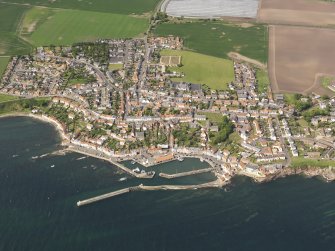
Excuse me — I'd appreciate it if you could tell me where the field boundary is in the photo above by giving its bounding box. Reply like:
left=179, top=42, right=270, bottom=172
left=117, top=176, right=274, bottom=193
left=228, top=51, right=266, bottom=69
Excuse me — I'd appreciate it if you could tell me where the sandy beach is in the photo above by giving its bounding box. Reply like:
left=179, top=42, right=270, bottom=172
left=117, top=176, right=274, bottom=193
left=0, top=112, right=70, bottom=145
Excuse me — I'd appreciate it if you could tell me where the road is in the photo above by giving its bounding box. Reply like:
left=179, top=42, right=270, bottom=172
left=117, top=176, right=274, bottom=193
left=275, top=117, right=291, bottom=167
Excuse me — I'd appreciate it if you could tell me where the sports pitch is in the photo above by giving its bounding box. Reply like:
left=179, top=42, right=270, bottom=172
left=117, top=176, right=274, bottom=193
left=160, top=56, right=181, bottom=66
left=160, top=50, right=234, bottom=90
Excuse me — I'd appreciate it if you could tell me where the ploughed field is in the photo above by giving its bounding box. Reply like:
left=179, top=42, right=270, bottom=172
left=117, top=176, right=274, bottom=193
left=164, top=0, right=260, bottom=18
left=269, top=26, right=335, bottom=95
left=258, top=0, right=335, bottom=27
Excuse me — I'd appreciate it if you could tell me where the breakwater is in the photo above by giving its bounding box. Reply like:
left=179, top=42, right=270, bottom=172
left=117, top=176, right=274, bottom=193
left=77, top=179, right=225, bottom=207
left=159, top=168, right=213, bottom=179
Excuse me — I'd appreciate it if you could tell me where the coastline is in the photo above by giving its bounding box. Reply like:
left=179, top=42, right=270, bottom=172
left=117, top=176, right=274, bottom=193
left=0, top=112, right=70, bottom=145
left=1, top=113, right=334, bottom=184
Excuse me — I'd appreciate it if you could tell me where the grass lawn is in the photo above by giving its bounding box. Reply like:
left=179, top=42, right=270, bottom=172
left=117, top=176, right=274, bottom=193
left=256, top=69, right=270, bottom=94
left=28, top=9, right=149, bottom=46
left=229, top=131, right=242, bottom=144
left=4, top=0, right=160, bottom=15
left=320, top=75, right=335, bottom=92
left=284, top=93, right=297, bottom=105
left=154, top=21, right=268, bottom=63
left=0, top=97, right=50, bottom=115
left=291, top=157, right=335, bottom=169
left=297, top=118, right=309, bottom=128
left=0, top=57, right=10, bottom=77
left=0, top=3, right=33, bottom=56
left=161, top=50, right=234, bottom=90
left=67, top=79, right=89, bottom=85
left=198, top=112, right=224, bottom=123
left=0, top=94, right=19, bottom=103
left=109, top=64, right=124, bottom=71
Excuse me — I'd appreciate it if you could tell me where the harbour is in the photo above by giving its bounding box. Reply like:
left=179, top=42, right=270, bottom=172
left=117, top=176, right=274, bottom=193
left=0, top=116, right=334, bottom=250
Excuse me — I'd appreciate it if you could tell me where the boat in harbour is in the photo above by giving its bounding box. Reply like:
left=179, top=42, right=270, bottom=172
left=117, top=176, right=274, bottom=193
left=177, top=157, right=184, bottom=162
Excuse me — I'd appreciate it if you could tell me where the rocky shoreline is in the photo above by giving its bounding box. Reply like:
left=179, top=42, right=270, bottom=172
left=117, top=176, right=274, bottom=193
left=260, top=167, right=335, bottom=184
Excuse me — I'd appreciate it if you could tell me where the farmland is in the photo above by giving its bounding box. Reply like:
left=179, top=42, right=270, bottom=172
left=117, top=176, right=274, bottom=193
left=3, top=0, right=161, bottom=15
left=0, top=3, right=32, bottom=55
left=259, top=0, right=335, bottom=27
left=160, top=50, right=234, bottom=90
left=1, top=0, right=160, bottom=56
left=0, top=57, right=10, bottom=77
left=20, top=7, right=54, bottom=36
left=165, top=0, right=259, bottom=19
left=28, top=9, right=149, bottom=46
left=154, top=21, right=268, bottom=63
left=269, top=26, right=335, bottom=95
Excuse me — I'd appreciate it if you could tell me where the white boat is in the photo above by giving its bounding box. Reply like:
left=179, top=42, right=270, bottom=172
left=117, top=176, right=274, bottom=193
left=12, top=154, right=19, bottom=158
left=132, top=167, right=140, bottom=173
left=200, top=158, right=204, bottom=162
left=119, top=177, right=127, bottom=181
left=31, top=156, right=39, bottom=160
left=76, top=156, right=87, bottom=160
left=131, top=160, right=136, bottom=164
left=50, top=165, right=55, bottom=168
left=177, top=157, right=184, bottom=162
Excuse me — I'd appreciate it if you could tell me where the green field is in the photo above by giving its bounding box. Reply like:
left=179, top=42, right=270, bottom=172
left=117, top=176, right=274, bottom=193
left=161, top=50, right=234, bottom=90
left=20, top=6, right=54, bottom=36
left=256, top=69, right=270, bottom=94
left=109, top=64, right=124, bottom=71
left=0, top=57, right=10, bottom=77
left=154, top=21, right=268, bottom=63
left=291, top=157, right=335, bottom=169
left=0, top=94, right=19, bottom=103
left=198, top=112, right=224, bottom=123
left=28, top=9, right=149, bottom=46
left=4, top=0, right=160, bottom=15
left=320, top=76, right=335, bottom=92
left=0, top=3, right=33, bottom=55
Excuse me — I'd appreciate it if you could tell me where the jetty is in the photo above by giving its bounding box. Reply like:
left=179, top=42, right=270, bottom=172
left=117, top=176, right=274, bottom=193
left=159, top=168, right=213, bottom=179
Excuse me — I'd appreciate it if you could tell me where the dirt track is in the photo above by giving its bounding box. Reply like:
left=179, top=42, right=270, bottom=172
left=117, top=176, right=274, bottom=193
left=268, top=25, right=335, bottom=95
